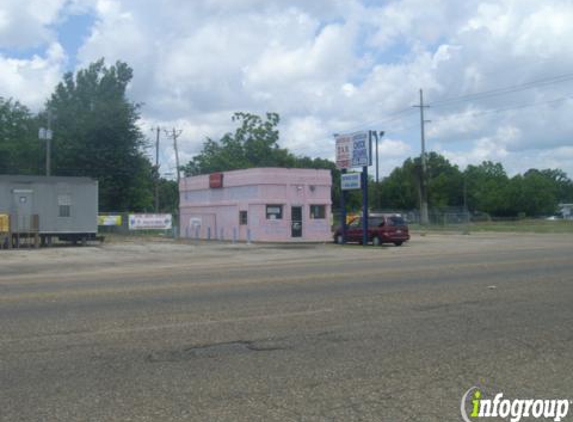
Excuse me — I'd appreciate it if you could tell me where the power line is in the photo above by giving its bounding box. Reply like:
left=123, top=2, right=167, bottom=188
left=426, top=93, right=573, bottom=128
left=430, top=72, right=573, bottom=108
left=330, top=72, right=573, bottom=138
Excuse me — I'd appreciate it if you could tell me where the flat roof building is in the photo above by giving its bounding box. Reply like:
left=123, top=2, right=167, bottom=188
left=179, top=168, right=332, bottom=242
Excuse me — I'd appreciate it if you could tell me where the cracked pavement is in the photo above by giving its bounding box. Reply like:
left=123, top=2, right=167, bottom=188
left=1, top=233, right=572, bottom=421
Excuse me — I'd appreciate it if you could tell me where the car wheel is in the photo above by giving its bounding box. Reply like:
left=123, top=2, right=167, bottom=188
left=394, top=241, right=403, bottom=246
left=335, top=235, right=344, bottom=244
left=372, top=236, right=382, bottom=246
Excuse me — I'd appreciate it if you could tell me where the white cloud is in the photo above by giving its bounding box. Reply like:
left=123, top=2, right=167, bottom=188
left=0, top=0, right=68, bottom=49
left=4, top=0, right=573, bottom=179
left=282, top=116, right=331, bottom=157
left=0, top=43, right=66, bottom=109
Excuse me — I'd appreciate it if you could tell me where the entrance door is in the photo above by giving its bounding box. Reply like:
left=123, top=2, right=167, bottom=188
left=291, top=206, right=302, bottom=238
left=12, top=189, right=33, bottom=231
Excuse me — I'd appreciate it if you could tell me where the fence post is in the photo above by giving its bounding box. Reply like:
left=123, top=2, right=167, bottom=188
left=207, top=226, right=211, bottom=240
left=233, top=227, right=237, bottom=244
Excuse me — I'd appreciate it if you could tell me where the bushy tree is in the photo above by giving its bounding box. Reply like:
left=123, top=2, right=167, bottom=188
left=377, top=152, right=463, bottom=211
left=508, top=169, right=560, bottom=216
left=46, top=59, right=153, bottom=211
left=182, top=112, right=294, bottom=175
left=0, top=98, right=43, bottom=174
left=464, top=161, right=511, bottom=215
left=181, top=112, right=345, bottom=206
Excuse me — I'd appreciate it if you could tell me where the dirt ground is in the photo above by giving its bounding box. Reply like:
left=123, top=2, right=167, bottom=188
left=2, top=232, right=571, bottom=279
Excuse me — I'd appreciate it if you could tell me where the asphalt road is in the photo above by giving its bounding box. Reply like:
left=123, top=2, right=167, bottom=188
left=1, top=234, right=572, bottom=421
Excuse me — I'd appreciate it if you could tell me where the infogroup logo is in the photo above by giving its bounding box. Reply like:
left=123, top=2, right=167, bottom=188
left=461, top=386, right=571, bottom=422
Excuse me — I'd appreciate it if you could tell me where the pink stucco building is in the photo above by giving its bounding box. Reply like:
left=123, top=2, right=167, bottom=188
left=179, top=168, right=332, bottom=242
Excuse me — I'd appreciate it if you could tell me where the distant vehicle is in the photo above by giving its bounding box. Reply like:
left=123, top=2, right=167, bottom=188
left=334, top=213, right=410, bottom=246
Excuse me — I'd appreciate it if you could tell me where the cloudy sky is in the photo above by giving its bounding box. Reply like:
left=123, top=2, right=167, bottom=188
left=2, top=0, right=573, bottom=178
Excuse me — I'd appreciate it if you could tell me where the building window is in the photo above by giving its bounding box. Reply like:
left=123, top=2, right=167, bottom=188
left=310, top=205, right=326, bottom=219
left=59, top=205, right=71, bottom=217
left=266, top=205, right=283, bottom=220
left=58, top=194, right=71, bottom=217
left=239, top=210, right=248, bottom=225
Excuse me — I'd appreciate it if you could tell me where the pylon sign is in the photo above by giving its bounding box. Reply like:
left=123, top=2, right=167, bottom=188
left=335, top=131, right=371, bottom=169
left=341, top=173, right=361, bottom=190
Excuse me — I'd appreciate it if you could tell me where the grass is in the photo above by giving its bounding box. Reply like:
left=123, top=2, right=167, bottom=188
left=410, top=219, right=573, bottom=234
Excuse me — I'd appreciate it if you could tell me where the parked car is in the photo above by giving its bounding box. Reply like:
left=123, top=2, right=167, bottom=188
left=333, top=213, right=410, bottom=246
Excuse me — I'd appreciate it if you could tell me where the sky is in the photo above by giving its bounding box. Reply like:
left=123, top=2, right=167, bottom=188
left=1, top=0, right=573, bottom=179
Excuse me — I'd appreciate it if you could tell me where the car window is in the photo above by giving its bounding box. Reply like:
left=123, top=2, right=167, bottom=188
left=369, top=217, right=384, bottom=227
left=387, top=216, right=406, bottom=226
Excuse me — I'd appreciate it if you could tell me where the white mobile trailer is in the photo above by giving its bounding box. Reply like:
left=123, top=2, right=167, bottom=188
left=0, top=175, right=98, bottom=245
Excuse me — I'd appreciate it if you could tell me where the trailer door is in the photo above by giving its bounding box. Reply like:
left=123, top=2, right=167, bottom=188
left=12, top=189, right=33, bottom=231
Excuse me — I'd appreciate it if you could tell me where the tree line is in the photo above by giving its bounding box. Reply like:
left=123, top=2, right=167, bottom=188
left=376, top=154, right=573, bottom=217
left=183, top=112, right=573, bottom=218
left=0, top=59, right=177, bottom=213
left=2, top=59, right=572, bottom=217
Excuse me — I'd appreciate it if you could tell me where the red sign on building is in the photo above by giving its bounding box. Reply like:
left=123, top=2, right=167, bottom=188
left=209, top=172, right=224, bottom=188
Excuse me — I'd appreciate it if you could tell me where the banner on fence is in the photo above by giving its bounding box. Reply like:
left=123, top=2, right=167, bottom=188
left=128, top=214, right=172, bottom=230
left=98, top=215, right=123, bottom=226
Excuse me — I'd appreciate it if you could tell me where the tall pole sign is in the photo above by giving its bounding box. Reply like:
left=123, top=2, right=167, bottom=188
left=335, top=131, right=372, bottom=246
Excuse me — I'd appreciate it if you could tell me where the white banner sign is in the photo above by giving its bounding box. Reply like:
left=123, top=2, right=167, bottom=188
left=341, top=173, right=361, bottom=190
left=129, top=214, right=172, bottom=230
left=335, top=131, right=371, bottom=169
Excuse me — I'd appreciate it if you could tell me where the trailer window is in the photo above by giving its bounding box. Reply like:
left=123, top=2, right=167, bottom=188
left=59, top=205, right=71, bottom=217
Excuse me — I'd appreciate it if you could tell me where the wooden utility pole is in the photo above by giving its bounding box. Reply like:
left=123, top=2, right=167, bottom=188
left=39, top=109, right=54, bottom=176
left=153, top=127, right=161, bottom=212
left=164, top=128, right=183, bottom=185
left=413, top=89, right=430, bottom=225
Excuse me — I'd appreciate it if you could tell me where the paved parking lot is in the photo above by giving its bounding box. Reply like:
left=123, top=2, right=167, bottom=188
left=1, top=233, right=572, bottom=421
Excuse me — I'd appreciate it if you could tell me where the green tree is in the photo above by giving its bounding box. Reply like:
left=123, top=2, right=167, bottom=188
left=181, top=112, right=346, bottom=207
left=157, top=178, right=179, bottom=214
left=508, top=169, right=560, bottom=216
left=0, top=98, right=43, bottom=174
left=46, top=59, right=153, bottom=211
left=378, top=159, right=419, bottom=210
left=377, top=152, right=463, bottom=211
left=540, top=169, right=573, bottom=203
left=182, top=112, right=294, bottom=175
left=464, top=161, right=511, bottom=215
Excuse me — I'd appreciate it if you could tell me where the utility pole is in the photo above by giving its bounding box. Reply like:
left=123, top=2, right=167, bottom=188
left=371, top=130, right=384, bottom=211
left=164, top=128, right=183, bottom=186
left=153, top=127, right=161, bottom=212
left=39, top=109, right=53, bottom=176
left=373, top=131, right=379, bottom=183
left=413, top=89, right=430, bottom=225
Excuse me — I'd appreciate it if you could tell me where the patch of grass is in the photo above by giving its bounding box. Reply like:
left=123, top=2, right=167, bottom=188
left=411, top=219, right=573, bottom=234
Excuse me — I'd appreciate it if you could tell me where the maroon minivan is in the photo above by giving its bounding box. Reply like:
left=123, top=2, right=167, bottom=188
left=334, top=213, right=410, bottom=246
